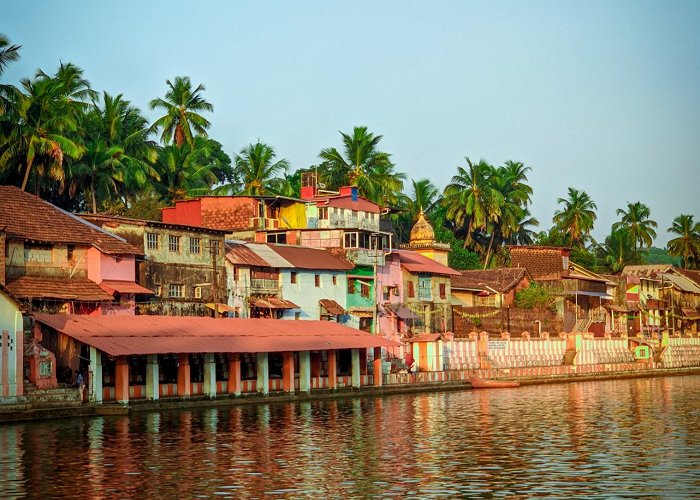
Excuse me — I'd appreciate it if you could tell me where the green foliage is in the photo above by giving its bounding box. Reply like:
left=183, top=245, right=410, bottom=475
left=666, top=214, right=700, bottom=269
left=552, top=187, right=597, bottom=247
left=432, top=206, right=481, bottom=270
left=514, top=283, right=555, bottom=310
left=643, top=247, right=680, bottom=266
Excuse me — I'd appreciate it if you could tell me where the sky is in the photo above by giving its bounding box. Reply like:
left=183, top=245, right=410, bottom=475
left=4, top=1, right=700, bottom=245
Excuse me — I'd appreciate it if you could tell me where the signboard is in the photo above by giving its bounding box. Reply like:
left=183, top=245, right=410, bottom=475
left=488, top=340, right=509, bottom=351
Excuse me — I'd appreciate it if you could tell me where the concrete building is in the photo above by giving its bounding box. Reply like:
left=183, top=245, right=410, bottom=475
left=0, top=286, right=23, bottom=399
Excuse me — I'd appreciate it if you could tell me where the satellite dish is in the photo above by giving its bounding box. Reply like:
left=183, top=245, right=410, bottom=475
left=318, top=182, right=326, bottom=189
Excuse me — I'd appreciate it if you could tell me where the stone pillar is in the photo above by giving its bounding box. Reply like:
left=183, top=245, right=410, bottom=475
left=228, top=353, right=241, bottom=396
left=177, top=354, right=191, bottom=397
left=478, top=331, right=491, bottom=369
left=282, top=351, right=295, bottom=393
left=327, top=350, right=337, bottom=390
left=203, top=353, right=216, bottom=399
left=373, top=347, right=383, bottom=387
left=145, top=354, right=159, bottom=401
left=115, top=356, right=129, bottom=404
left=299, top=351, right=311, bottom=393
left=351, top=348, right=361, bottom=388
left=89, top=346, right=102, bottom=404
left=256, top=352, right=269, bottom=395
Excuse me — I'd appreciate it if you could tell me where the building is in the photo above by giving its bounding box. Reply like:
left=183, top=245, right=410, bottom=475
left=81, top=214, right=228, bottom=316
left=0, top=186, right=144, bottom=315
left=0, top=285, right=23, bottom=398
left=451, top=268, right=530, bottom=308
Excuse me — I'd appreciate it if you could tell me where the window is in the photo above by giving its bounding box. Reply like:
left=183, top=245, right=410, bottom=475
left=266, top=232, right=287, bottom=244
left=343, top=232, right=358, bottom=248
left=348, top=279, right=355, bottom=294
left=233, top=266, right=240, bottom=282
left=332, top=275, right=337, bottom=285
left=210, top=240, right=220, bottom=256
left=562, top=255, right=569, bottom=270
left=318, top=207, right=329, bottom=220
left=315, top=274, right=321, bottom=287
left=190, top=237, right=201, bottom=254
left=291, top=272, right=298, bottom=284
left=295, top=312, right=301, bottom=320
left=169, top=284, right=184, bottom=298
left=439, top=283, right=447, bottom=299
left=361, top=283, right=370, bottom=298
left=193, top=286, right=202, bottom=299
left=168, top=235, right=180, bottom=253
left=418, top=275, right=432, bottom=300
left=154, top=285, right=162, bottom=296
left=66, top=245, right=75, bottom=261
left=407, top=281, right=415, bottom=298
left=147, top=233, right=159, bottom=250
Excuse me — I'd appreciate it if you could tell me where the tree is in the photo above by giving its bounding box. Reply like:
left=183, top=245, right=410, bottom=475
left=0, top=34, right=21, bottom=77
left=613, top=201, right=657, bottom=252
left=149, top=76, right=213, bottom=147
left=318, top=126, right=404, bottom=204
left=552, top=187, right=597, bottom=247
left=667, top=214, right=700, bottom=269
left=597, top=226, right=639, bottom=273
left=152, top=139, right=218, bottom=203
left=233, top=141, right=289, bottom=196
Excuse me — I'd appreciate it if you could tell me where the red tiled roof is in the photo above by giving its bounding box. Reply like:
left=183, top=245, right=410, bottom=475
left=508, top=246, right=568, bottom=281
left=268, top=244, right=354, bottom=271
left=32, top=314, right=400, bottom=356
left=395, top=250, right=460, bottom=276
left=319, top=299, right=345, bottom=315
left=451, top=268, right=528, bottom=293
left=0, top=186, right=141, bottom=255
left=99, top=280, right=154, bottom=295
left=226, top=242, right=271, bottom=267
left=318, top=195, right=381, bottom=214
left=6, top=276, right=114, bottom=301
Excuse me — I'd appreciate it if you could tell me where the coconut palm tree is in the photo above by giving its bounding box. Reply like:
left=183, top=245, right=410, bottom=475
left=552, top=187, right=597, bottom=247
left=401, top=178, right=440, bottom=222
left=234, top=141, right=289, bottom=196
left=0, top=34, right=21, bottom=77
left=598, top=226, right=639, bottom=273
left=318, top=126, right=404, bottom=204
left=149, top=76, right=213, bottom=147
left=613, top=201, right=658, bottom=252
left=153, top=139, right=218, bottom=203
left=667, top=214, right=700, bottom=269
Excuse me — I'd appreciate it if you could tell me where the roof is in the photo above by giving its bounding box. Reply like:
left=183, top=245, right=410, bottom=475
left=80, top=213, right=229, bottom=235
left=407, top=333, right=442, bottom=342
left=32, top=314, right=400, bottom=356
left=269, top=244, right=354, bottom=271
left=99, top=280, right=154, bottom=295
left=6, top=276, right=114, bottom=301
left=251, top=298, right=299, bottom=309
left=0, top=186, right=141, bottom=255
left=225, top=242, right=271, bottom=267
left=394, top=250, right=460, bottom=276
left=508, top=245, right=569, bottom=281
left=319, top=299, right=345, bottom=315
left=316, top=195, right=381, bottom=214
left=659, top=273, right=700, bottom=294
left=673, top=268, right=700, bottom=288
left=451, top=268, right=528, bottom=293
left=622, top=264, right=673, bottom=280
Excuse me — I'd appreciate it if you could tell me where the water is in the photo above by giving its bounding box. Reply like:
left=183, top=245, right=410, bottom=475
left=1, top=376, right=699, bottom=498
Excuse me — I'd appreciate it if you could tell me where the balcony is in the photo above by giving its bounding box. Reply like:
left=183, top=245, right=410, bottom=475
left=249, top=217, right=280, bottom=230
left=344, top=248, right=386, bottom=266
left=316, top=216, right=379, bottom=231
left=250, top=278, right=280, bottom=294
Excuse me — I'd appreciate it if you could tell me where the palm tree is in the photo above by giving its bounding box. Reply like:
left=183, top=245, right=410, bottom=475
left=234, top=142, right=289, bottom=196
left=667, top=214, right=700, bottom=269
left=0, top=34, right=21, bottom=77
left=613, top=201, right=658, bottom=252
left=552, top=187, right=597, bottom=247
left=318, top=126, right=404, bottom=204
left=152, top=140, right=218, bottom=203
left=149, top=76, right=213, bottom=147
left=402, top=178, right=440, bottom=222
left=598, top=227, right=639, bottom=273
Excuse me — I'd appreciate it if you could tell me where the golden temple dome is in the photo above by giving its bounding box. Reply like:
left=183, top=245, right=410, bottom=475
left=409, top=211, right=435, bottom=245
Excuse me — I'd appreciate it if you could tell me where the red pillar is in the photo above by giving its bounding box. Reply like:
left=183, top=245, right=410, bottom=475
left=115, top=356, right=129, bottom=403
left=177, top=354, right=191, bottom=397
left=228, top=353, right=241, bottom=395
left=311, top=352, right=321, bottom=378
left=360, top=348, right=368, bottom=375
left=327, top=349, right=337, bottom=389
left=373, top=347, right=383, bottom=387
left=282, top=351, right=294, bottom=393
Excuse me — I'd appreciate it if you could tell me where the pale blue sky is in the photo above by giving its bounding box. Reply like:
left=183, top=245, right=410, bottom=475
left=5, top=1, right=699, bottom=244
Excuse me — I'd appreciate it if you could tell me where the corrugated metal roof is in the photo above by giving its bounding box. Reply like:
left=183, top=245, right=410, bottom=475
left=225, top=242, right=271, bottom=267
left=248, top=243, right=293, bottom=268
left=451, top=268, right=528, bottom=293
left=269, top=244, right=354, bottom=270
left=395, top=250, right=461, bottom=276
left=660, top=273, right=700, bottom=294
left=32, top=314, right=400, bottom=356
left=319, top=299, right=345, bottom=315
left=252, top=298, right=299, bottom=309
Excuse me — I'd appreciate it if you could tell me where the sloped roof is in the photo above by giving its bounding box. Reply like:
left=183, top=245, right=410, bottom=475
left=317, top=195, right=381, bottom=214
left=32, top=314, right=400, bottom=356
left=99, top=280, right=153, bottom=295
left=394, top=250, right=460, bottom=276
left=6, top=276, right=114, bottom=301
left=508, top=245, right=568, bottom=281
left=673, top=268, right=700, bottom=288
left=622, top=264, right=673, bottom=279
left=269, top=244, right=354, bottom=271
left=451, top=268, right=528, bottom=293
left=320, top=299, right=345, bottom=315
left=225, top=242, right=271, bottom=267
left=0, top=186, right=140, bottom=255
left=659, top=273, right=700, bottom=294
left=80, top=213, right=228, bottom=235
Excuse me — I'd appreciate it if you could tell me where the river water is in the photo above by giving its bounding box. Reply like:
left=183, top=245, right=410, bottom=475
left=1, top=375, right=699, bottom=498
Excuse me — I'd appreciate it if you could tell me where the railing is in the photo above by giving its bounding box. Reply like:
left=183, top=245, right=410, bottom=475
left=250, top=278, right=280, bottom=293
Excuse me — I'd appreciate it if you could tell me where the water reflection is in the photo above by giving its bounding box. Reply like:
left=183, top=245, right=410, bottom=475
left=2, top=376, right=700, bottom=498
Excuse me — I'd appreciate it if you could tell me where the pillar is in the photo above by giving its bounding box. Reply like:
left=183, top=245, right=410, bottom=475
left=89, top=347, right=102, bottom=404
left=256, top=352, right=269, bottom=395
left=373, top=347, right=383, bottom=387
left=115, top=356, right=129, bottom=404
left=299, top=351, right=311, bottom=393
left=228, top=353, right=241, bottom=396
left=203, top=353, right=216, bottom=399
left=478, top=331, right=490, bottom=369
left=145, top=354, right=159, bottom=401
left=351, top=348, right=361, bottom=388
left=177, top=353, right=191, bottom=397
left=327, top=349, right=337, bottom=390
left=282, top=351, right=294, bottom=393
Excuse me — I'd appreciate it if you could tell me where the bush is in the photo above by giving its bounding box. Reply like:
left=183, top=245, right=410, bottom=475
left=515, top=283, right=555, bottom=310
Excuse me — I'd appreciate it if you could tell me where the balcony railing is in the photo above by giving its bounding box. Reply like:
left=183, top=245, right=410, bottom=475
left=250, top=278, right=280, bottom=293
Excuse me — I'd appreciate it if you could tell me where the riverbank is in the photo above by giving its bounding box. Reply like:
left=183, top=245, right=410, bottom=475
left=3, top=365, right=700, bottom=423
